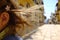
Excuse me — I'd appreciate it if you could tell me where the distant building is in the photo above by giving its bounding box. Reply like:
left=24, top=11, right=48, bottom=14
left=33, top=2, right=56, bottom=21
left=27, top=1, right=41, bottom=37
left=50, top=13, right=57, bottom=24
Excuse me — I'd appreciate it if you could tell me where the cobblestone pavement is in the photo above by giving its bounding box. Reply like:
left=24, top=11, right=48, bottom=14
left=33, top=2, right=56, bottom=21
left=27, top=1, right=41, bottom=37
left=24, top=24, right=60, bottom=40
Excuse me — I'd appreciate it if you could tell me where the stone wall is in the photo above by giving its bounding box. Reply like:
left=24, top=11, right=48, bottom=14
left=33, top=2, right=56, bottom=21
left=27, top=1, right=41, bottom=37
left=56, top=0, right=60, bottom=23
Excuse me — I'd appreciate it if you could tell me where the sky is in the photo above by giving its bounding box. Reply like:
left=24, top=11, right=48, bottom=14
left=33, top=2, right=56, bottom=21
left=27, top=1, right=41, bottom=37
left=43, top=0, right=58, bottom=19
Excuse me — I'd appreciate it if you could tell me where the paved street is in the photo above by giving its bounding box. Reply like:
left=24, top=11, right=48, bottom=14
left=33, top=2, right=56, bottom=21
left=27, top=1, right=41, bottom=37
left=25, top=24, right=60, bottom=40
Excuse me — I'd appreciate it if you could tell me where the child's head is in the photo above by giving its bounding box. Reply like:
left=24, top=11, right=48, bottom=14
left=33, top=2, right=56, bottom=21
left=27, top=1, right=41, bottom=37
left=0, top=0, right=17, bottom=32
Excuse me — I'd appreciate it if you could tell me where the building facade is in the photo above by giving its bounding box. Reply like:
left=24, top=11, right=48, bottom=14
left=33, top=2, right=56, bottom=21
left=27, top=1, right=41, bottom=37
left=10, top=0, right=44, bottom=38
left=56, top=0, right=60, bottom=23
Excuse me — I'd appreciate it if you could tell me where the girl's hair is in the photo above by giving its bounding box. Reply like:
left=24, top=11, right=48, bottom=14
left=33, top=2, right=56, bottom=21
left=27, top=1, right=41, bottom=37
left=0, top=0, right=16, bottom=32
left=0, top=0, right=29, bottom=35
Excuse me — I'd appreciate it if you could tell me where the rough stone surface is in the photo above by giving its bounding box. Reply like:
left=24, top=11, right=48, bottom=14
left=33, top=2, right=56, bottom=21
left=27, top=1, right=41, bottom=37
left=24, top=24, right=60, bottom=40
